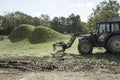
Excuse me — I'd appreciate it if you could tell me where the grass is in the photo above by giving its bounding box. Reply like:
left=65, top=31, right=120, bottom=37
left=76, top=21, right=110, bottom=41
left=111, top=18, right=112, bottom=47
left=9, top=25, right=67, bottom=43
left=0, top=36, right=106, bottom=58
left=9, top=24, right=35, bottom=42
left=2, top=25, right=71, bottom=57
left=0, top=39, right=53, bottom=57
left=0, top=37, right=72, bottom=57
left=29, top=26, right=67, bottom=43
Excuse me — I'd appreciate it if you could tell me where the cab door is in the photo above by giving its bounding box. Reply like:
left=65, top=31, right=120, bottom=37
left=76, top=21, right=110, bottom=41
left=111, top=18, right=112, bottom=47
left=97, top=23, right=110, bottom=46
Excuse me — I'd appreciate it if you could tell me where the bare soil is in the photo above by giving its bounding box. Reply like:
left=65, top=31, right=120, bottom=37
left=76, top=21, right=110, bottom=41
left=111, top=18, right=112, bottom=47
left=0, top=68, right=120, bottom=80
left=0, top=53, right=120, bottom=80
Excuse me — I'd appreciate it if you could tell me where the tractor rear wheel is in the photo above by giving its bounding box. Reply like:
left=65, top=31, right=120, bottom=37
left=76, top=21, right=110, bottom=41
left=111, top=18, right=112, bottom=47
left=107, top=35, right=120, bottom=54
left=78, top=41, right=93, bottom=54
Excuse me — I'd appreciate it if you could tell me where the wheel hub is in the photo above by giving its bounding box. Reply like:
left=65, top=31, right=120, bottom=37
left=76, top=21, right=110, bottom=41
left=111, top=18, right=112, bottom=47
left=111, top=40, right=120, bottom=51
left=81, top=43, right=90, bottom=52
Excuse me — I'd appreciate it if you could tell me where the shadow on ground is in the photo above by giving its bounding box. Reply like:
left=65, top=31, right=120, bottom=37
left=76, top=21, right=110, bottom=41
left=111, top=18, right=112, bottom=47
left=56, top=52, right=120, bottom=61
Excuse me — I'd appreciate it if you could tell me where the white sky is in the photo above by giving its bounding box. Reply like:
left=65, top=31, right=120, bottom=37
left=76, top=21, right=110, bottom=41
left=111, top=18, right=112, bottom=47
left=0, top=0, right=120, bottom=22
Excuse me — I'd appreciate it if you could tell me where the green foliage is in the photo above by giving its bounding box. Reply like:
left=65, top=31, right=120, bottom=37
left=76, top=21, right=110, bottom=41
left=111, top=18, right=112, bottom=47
left=86, top=0, right=120, bottom=32
left=51, top=13, right=85, bottom=34
left=50, top=17, right=66, bottom=33
left=0, top=11, right=41, bottom=35
left=33, top=17, right=41, bottom=26
left=0, top=11, right=85, bottom=35
left=29, top=26, right=66, bottom=43
left=66, top=13, right=84, bottom=33
left=39, top=14, right=51, bottom=27
left=9, top=24, right=35, bottom=42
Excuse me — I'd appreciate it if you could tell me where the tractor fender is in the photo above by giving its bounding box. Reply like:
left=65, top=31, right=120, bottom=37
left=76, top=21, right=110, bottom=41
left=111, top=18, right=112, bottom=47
left=104, top=32, right=120, bottom=45
left=79, top=36, right=93, bottom=43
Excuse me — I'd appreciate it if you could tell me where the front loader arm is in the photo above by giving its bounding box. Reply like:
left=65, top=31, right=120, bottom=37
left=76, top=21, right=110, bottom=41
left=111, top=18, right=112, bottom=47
left=53, top=32, right=85, bottom=52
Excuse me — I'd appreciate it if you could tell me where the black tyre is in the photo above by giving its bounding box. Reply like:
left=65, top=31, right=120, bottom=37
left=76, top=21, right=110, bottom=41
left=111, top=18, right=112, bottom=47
left=107, top=35, right=120, bottom=54
left=78, top=41, right=93, bottom=54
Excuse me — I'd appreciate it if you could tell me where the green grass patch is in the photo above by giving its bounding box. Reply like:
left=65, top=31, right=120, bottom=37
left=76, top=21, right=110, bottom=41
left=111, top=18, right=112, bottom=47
left=0, top=39, right=53, bottom=57
left=0, top=36, right=107, bottom=58
left=0, top=37, right=70, bottom=57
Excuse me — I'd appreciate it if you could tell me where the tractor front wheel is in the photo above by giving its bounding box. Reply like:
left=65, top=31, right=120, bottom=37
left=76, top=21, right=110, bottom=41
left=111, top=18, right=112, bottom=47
left=107, top=35, right=120, bottom=54
left=78, top=41, right=93, bottom=55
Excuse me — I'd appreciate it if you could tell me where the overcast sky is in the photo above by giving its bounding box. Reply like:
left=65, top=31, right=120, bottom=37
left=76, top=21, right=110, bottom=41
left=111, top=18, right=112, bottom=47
left=0, top=0, right=120, bottom=22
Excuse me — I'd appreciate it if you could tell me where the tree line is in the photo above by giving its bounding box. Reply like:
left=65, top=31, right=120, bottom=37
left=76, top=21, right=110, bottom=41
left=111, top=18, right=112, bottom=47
left=0, top=0, right=120, bottom=35
left=0, top=12, right=85, bottom=35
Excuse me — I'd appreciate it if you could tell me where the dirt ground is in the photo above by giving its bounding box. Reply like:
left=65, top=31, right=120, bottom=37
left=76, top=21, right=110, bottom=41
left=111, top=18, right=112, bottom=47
left=0, top=68, right=120, bottom=80
left=0, top=53, right=120, bottom=80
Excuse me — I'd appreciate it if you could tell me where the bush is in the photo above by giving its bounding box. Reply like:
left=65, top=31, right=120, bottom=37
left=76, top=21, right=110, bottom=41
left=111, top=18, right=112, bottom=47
left=9, top=24, right=35, bottom=42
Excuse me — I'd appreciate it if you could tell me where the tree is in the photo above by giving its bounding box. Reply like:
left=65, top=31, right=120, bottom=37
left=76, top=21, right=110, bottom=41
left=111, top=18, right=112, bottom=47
left=51, top=14, right=85, bottom=33
left=0, top=11, right=36, bottom=34
left=66, top=13, right=83, bottom=33
left=39, top=14, right=50, bottom=27
left=0, top=15, right=4, bottom=27
left=33, top=17, right=40, bottom=26
left=86, top=0, right=120, bottom=32
left=51, top=17, right=66, bottom=33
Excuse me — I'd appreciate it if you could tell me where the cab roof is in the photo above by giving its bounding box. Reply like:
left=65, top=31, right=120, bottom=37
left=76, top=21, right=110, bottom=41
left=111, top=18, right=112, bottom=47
left=97, top=20, right=120, bottom=24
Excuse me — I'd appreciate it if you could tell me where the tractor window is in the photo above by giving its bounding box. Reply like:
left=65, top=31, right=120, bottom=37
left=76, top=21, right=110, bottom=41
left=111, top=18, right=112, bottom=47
left=98, top=23, right=110, bottom=34
left=111, top=23, right=120, bottom=32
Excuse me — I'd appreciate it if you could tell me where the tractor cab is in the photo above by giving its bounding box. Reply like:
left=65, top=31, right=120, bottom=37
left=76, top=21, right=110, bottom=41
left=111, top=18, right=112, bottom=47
left=96, top=21, right=120, bottom=35
left=95, top=21, right=120, bottom=46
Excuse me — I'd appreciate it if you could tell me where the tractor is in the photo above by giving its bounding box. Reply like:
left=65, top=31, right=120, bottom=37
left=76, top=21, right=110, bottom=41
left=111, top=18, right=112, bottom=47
left=53, top=21, right=120, bottom=54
